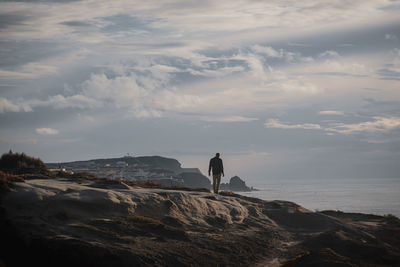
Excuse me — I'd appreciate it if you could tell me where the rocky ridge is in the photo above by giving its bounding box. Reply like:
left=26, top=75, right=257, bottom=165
left=1, top=176, right=399, bottom=266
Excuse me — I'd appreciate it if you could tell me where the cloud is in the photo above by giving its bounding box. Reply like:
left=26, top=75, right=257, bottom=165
left=377, top=68, right=400, bottom=80
left=0, top=97, right=32, bottom=113
left=251, top=45, right=281, bottom=58
left=0, top=66, right=202, bottom=118
left=200, top=116, right=258, bottom=122
left=0, top=94, right=103, bottom=113
left=46, top=94, right=103, bottom=109
left=280, top=78, right=322, bottom=95
left=319, top=50, right=340, bottom=58
left=385, top=33, right=398, bottom=41
left=318, top=60, right=369, bottom=76
left=264, top=119, right=322, bottom=130
left=60, top=20, right=94, bottom=27
left=362, top=87, right=380, bottom=92
left=0, top=49, right=323, bottom=118
left=376, top=48, right=400, bottom=80
left=0, top=0, right=398, bottom=181
left=0, top=1, right=395, bottom=124
left=0, top=62, right=58, bottom=79
left=325, top=117, right=400, bottom=134
left=265, top=116, right=400, bottom=135
left=0, top=137, right=38, bottom=144
left=153, top=90, right=202, bottom=114
left=249, top=45, right=313, bottom=63
left=0, top=97, right=23, bottom=113
left=36, top=128, right=59, bottom=135
left=187, top=65, right=245, bottom=78
left=290, top=54, right=373, bottom=78
left=319, top=110, right=344, bottom=115
left=392, top=48, right=400, bottom=66
left=78, top=73, right=163, bottom=117
left=1, top=0, right=396, bottom=47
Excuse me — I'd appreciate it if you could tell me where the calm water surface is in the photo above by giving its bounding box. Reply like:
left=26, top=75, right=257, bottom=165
left=241, top=177, right=400, bottom=217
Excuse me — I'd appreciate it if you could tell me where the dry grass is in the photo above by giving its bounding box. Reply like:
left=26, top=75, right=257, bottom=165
left=0, top=170, right=25, bottom=192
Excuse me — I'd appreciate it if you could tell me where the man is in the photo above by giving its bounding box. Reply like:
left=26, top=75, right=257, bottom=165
left=208, top=152, right=224, bottom=194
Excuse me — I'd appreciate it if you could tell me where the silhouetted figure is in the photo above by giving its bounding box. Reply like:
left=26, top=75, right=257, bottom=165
left=208, top=153, right=224, bottom=194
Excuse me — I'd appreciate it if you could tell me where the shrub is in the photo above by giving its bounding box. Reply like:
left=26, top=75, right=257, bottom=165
left=21, top=173, right=54, bottom=180
left=0, top=152, right=48, bottom=175
left=384, top=214, right=399, bottom=220
left=57, top=171, right=97, bottom=180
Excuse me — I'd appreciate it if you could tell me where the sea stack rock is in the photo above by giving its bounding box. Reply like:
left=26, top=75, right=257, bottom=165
left=229, top=176, right=251, bottom=192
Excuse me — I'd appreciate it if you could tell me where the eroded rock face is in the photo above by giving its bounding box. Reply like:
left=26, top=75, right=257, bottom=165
left=1, top=178, right=400, bottom=267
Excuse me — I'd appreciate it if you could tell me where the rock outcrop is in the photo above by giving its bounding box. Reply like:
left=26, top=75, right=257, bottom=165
left=1, top=177, right=400, bottom=267
left=179, top=172, right=211, bottom=189
left=220, top=176, right=251, bottom=191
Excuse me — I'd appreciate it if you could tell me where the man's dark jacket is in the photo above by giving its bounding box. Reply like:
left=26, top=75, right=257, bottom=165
left=209, top=157, right=224, bottom=175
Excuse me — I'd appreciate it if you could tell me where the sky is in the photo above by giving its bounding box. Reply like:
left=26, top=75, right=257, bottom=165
left=0, top=0, right=400, bottom=182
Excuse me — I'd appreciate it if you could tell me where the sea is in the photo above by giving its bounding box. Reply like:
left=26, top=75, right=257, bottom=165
left=240, top=177, right=400, bottom=217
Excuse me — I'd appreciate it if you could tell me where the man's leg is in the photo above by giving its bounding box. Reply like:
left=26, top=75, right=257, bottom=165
left=216, top=174, right=221, bottom=193
left=212, top=175, right=217, bottom=193
left=213, top=174, right=221, bottom=194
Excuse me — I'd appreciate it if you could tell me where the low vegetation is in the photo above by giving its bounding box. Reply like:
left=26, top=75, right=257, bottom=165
left=0, top=151, right=49, bottom=175
left=0, top=171, right=25, bottom=192
left=57, top=170, right=98, bottom=180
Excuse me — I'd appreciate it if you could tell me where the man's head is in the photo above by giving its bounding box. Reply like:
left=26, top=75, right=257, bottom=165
left=216, top=152, right=220, bottom=158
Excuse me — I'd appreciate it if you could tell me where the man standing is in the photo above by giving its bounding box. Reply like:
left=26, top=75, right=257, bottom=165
left=208, top=153, right=224, bottom=194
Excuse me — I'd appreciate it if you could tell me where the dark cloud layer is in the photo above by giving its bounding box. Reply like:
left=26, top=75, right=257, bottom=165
left=377, top=68, right=400, bottom=80
left=0, top=40, right=70, bottom=69
left=0, top=11, right=32, bottom=30
left=0, top=0, right=82, bottom=2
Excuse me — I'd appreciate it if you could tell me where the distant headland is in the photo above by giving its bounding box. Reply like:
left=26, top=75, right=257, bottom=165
left=45, top=155, right=254, bottom=192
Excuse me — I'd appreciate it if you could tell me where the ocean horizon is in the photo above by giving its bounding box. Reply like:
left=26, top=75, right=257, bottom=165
left=241, top=177, right=400, bottom=217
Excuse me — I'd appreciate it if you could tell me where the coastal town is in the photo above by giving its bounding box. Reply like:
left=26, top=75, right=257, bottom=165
left=46, top=155, right=196, bottom=187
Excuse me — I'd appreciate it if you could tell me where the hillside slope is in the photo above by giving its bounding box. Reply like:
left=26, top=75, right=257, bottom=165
left=47, top=156, right=183, bottom=173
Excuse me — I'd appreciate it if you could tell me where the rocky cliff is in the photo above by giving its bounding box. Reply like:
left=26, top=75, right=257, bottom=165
left=1, top=177, right=400, bottom=266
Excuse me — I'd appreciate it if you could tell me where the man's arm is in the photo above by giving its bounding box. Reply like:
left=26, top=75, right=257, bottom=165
left=208, top=159, right=212, bottom=176
left=221, top=159, right=224, bottom=177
